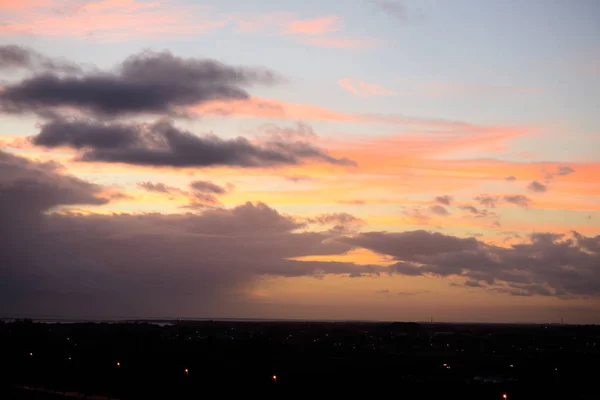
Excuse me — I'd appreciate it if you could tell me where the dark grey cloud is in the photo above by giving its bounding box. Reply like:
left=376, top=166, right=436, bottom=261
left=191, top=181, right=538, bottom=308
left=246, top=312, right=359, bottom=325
left=503, top=194, right=531, bottom=208
left=434, top=195, right=453, bottom=206
left=474, top=194, right=499, bottom=208
left=32, top=119, right=355, bottom=168
left=460, top=205, right=498, bottom=219
left=528, top=180, right=547, bottom=193
left=505, top=176, right=517, bottom=181
left=138, top=179, right=229, bottom=207
left=344, top=230, right=479, bottom=260
left=429, top=205, right=450, bottom=216
left=347, top=229, right=600, bottom=298
left=33, top=118, right=139, bottom=149
left=0, top=45, right=32, bottom=69
left=0, top=49, right=281, bottom=117
left=0, top=149, right=107, bottom=218
left=0, top=153, right=382, bottom=317
left=190, top=180, right=227, bottom=194
left=0, top=45, right=80, bottom=73
left=2, top=148, right=598, bottom=319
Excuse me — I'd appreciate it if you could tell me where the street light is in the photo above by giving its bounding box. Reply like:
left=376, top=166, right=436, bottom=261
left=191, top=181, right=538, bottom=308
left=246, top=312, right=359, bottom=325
left=184, top=368, right=189, bottom=376
left=272, top=375, right=277, bottom=383
left=116, top=362, right=120, bottom=368
left=502, top=394, right=508, bottom=399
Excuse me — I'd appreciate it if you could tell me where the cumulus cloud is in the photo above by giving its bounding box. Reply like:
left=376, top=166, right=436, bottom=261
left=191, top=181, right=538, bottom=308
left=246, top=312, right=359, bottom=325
left=0, top=49, right=281, bottom=117
left=434, top=195, right=452, bottom=205
left=0, top=149, right=108, bottom=217
left=345, top=230, right=600, bottom=298
left=503, top=194, right=531, bottom=208
left=32, top=119, right=355, bottom=168
left=2, top=148, right=598, bottom=318
left=429, top=205, right=450, bottom=216
left=0, top=153, right=382, bottom=317
left=528, top=180, right=547, bottom=193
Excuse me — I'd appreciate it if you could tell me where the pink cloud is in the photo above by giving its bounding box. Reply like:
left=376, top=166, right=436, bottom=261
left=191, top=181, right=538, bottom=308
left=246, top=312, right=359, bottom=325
left=229, top=12, right=293, bottom=33
left=1, top=2, right=376, bottom=48
left=191, top=97, right=532, bottom=139
left=285, top=16, right=340, bottom=35
left=0, top=0, right=226, bottom=40
left=338, top=78, right=396, bottom=97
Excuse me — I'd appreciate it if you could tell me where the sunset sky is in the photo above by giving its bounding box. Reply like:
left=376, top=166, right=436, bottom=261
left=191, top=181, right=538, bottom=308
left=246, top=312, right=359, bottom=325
left=1, top=0, right=599, bottom=323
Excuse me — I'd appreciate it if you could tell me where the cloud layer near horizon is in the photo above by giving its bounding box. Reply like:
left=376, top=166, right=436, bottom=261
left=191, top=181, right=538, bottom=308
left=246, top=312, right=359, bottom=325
left=1, top=149, right=599, bottom=318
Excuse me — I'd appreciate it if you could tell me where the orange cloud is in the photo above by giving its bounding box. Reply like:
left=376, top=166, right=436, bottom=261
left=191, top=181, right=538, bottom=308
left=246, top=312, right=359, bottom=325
left=286, top=16, right=340, bottom=35
left=0, top=0, right=225, bottom=40
left=338, top=78, right=396, bottom=97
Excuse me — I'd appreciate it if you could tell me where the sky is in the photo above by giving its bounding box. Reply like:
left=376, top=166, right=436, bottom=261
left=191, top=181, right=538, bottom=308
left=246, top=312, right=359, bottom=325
left=1, top=0, right=599, bottom=324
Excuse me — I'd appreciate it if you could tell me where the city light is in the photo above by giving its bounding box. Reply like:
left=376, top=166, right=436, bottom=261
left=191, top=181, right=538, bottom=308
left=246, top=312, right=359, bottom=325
left=184, top=368, right=189, bottom=375
left=29, top=352, right=33, bottom=356
left=272, top=375, right=277, bottom=382
left=116, top=362, right=120, bottom=367
left=502, top=394, right=508, bottom=399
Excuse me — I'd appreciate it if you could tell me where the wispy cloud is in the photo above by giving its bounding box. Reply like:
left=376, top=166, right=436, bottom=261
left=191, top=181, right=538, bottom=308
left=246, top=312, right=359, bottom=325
left=285, top=16, right=340, bottom=35
left=338, top=78, right=395, bottom=97
left=0, top=0, right=225, bottom=41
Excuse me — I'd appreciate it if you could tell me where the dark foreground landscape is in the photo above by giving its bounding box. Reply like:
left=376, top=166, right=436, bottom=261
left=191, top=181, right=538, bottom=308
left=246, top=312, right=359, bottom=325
left=1, top=319, right=599, bottom=399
